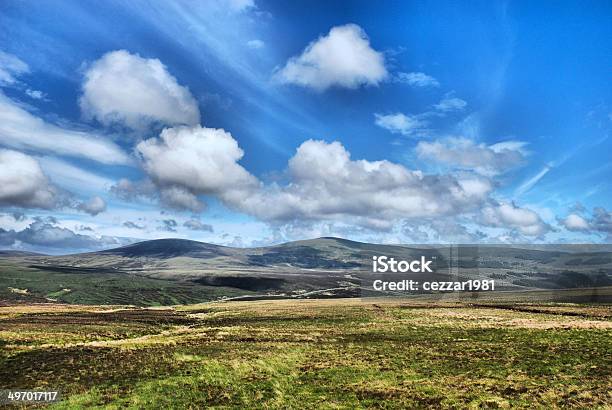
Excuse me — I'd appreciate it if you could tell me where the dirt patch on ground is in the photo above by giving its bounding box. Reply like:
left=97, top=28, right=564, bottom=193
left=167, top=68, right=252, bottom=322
left=504, top=318, right=612, bottom=329
left=389, top=307, right=612, bottom=329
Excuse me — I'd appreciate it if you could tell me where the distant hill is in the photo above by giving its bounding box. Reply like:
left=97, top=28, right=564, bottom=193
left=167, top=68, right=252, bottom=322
left=1, top=238, right=611, bottom=305
left=97, top=238, right=231, bottom=259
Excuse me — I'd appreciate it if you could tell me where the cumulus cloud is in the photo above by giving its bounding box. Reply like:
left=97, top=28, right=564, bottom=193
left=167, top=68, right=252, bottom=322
left=159, top=186, right=205, bottom=213
left=0, top=217, right=135, bottom=253
left=121, top=123, right=552, bottom=239
left=591, top=207, right=612, bottom=234
left=128, top=127, right=497, bottom=231
left=275, top=24, right=387, bottom=91
left=0, top=92, right=130, bottom=164
left=480, top=201, right=551, bottom=237
left=77, top=196, right=107, bottom=216
left=135, top=125, right=258, bottom=212
left=13, top=219, right=99, bottom=249
left=560, top=207, right=612, bottom=236
left=416, top=137, right=527, bottom=176
left=110, top=178, right=205, bottom=212
left=561, top=213, right=590, bottom=231
left=183, top=219, right=214, bottom=232
left=374, top=113, right=427, bottom=137
left=235, top=140, right=493, bottom=230
left=395, top=72, right=439, bottom=88
left=0, top=149, right=115, bottom=214
left=0, top=51, right=29, bottom=85
left=434, top=95, right=467, bottom=112
left=80, top=50, right=200, bottom=130
left=0, top=149, right=61, bottom=209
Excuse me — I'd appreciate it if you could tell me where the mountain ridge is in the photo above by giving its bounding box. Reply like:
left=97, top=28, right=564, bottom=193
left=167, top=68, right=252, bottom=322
left=3, top=236, right=612, bottom=259
left=1, top=237, right=611, bottom=305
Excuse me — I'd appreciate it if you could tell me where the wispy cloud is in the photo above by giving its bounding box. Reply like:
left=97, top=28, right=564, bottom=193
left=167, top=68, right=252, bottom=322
left=0, top=92, right=130, bottom=165
left=0, top=50, right=29, bottom=85
left=374, top=112, right=427, bottom=137
left=246, top=39, right=265, bottom=49
left=514, top=165, right=552, bottom=197
left=394, top=72, right=439, bottom=88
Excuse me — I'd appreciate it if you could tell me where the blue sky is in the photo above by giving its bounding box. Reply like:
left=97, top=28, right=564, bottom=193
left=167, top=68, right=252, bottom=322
left=0, top=0, right=611, bottom=253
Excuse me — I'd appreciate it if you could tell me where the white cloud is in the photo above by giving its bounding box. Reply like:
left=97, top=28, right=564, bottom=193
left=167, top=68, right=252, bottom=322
left=591, top=207, right=612, bottom=234
left=374, top=113, right=427, bottom=137
left=395, top=72, right=439, bottom=88
left=159, top=186, right=205, bottom=212
left=25, top=89, right=46, bottom=100
left=514, top=164, right=552, bottom=197
left=136, top=125, right=258, bottom=212
left=0, top=51, right=29, bottom=85
left=80, top=50, right=200, bottom=130
left=0, top=92, right=129, bottom=165
left=480, top=201, right=550, bottom=236
left=129, top=127, right=495, bottom=231
left=37, top=156, right=114, bottom=195
left=77, top=196, right=107, bottom=216
left=0, top=149, right=60, bottom=209
left=559, top=207, right=612, bottom=236
left=247, top=39, right=265, bottom=49
left=561, top=213, right=590, bottom=231
left=1, top=150, right=114, bottom=216
left=275, top=24, right=387, bottom=91
left=0, top=217, right=134, bottom=253
left=235, top=140, right=493, bottom=230
left=456, top=174, right=494, bottom=198
left=435, top=96, right=467, bottom=112
left=416, top=137, right=527, bottom=176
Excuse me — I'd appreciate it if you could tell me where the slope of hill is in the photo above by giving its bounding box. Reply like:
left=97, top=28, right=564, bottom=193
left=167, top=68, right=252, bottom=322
left=98, top=238, right=231, bottom=259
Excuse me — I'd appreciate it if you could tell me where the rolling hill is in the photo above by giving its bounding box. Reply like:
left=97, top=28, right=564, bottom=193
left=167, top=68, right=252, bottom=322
left=1, top=237, right=611, bottom=305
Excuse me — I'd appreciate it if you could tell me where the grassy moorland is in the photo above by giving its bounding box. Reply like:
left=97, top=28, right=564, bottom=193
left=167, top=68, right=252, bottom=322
left=2, top=239, right=612, bottom=307
left=0, top=259, right=250, bottom=306
left=0, top=296, right=610, bottom=409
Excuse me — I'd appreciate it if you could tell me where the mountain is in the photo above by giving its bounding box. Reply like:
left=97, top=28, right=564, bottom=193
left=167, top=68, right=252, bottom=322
left=98, top=238, right=231, bottom=259
left=1, top=238, right=611, bottom=305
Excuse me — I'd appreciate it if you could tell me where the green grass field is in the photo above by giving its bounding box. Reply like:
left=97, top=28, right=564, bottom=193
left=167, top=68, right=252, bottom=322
left=0, top=298, right=610, bottom=409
